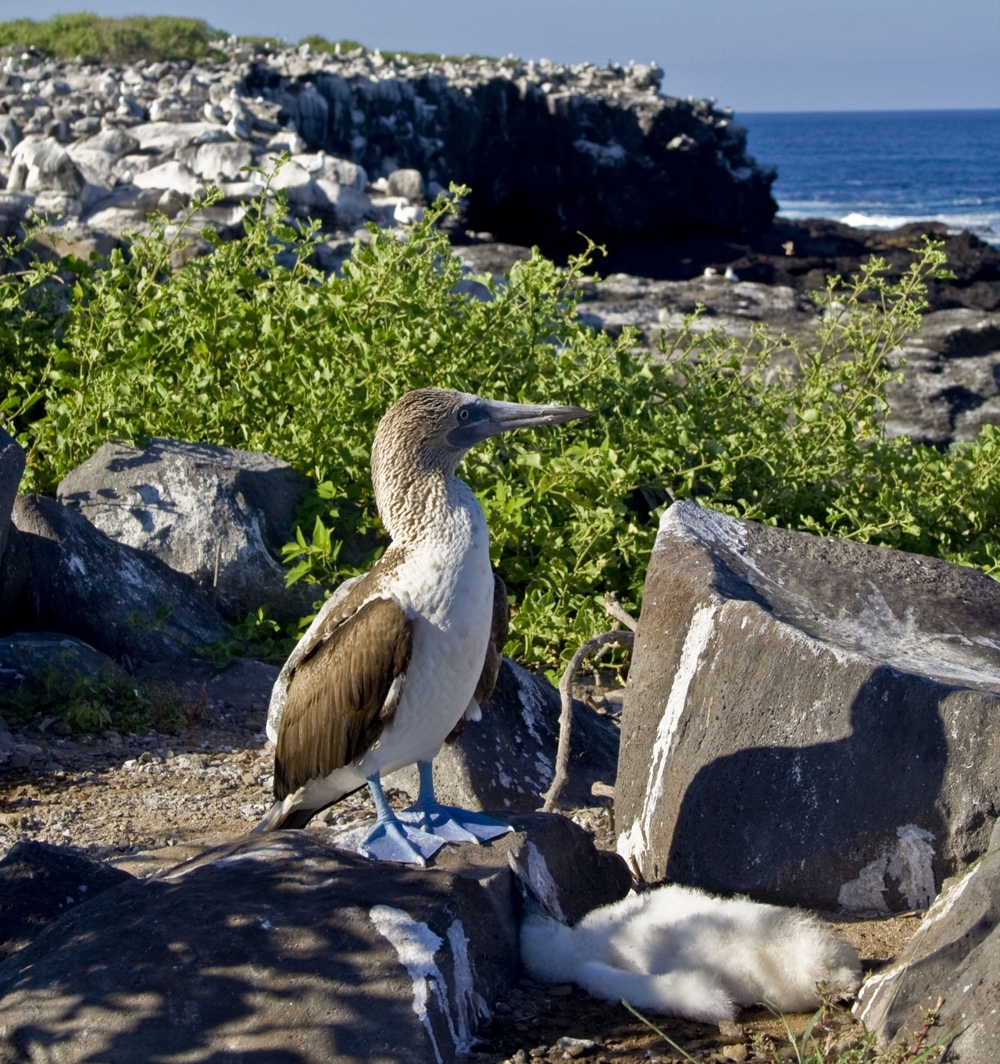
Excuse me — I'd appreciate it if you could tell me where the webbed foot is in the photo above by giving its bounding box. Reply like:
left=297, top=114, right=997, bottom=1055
left=398, top=803, right=512, bottom=844
left=358, top=819, right=445, bottom=865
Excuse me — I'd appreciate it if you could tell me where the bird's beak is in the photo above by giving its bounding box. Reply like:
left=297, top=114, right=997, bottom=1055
left=480, top=398, right=592, bottom=436
left=446, top=396, right=591, bottom=450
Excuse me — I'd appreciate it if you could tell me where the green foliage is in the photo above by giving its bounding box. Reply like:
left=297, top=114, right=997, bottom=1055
left=195, top=606, right=301, bottom=669
left=0, top=657, right=190, bottom=735
left=1, top=181, right=997, bottom=675
left=0, top=13, right=223, bottom=63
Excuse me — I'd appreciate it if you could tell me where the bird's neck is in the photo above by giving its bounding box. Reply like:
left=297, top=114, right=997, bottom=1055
left=374, top=464, right=474, bottom=543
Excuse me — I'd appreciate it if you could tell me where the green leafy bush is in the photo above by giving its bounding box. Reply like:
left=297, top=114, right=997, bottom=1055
left=1, top=185, right=997, bottom=678
left=0, top=657, right=191, bottom=735
left=0, top=13, right=222, bottom=63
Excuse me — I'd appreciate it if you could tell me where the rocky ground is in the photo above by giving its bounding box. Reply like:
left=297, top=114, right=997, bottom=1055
left=0, top=701, right=920, bottom=1064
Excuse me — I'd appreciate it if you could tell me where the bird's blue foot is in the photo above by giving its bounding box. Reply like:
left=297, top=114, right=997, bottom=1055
left=398, top=803, right=512, bottom=843
left=358, top=818, right=445, bottom=865
left=397, top=761, right=512, bottom=844
left=331, top=772, right=445, bottom=866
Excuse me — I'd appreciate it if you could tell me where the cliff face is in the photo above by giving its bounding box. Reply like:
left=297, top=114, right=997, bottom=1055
left=248, top=50, right=777, bottom=243
left=0, top=43, right=776, bottom=252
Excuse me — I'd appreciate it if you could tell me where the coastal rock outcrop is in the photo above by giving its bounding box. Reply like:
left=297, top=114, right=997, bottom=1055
left=854, top=817, right=1000, bottom=1063
left=0, top=42, right=776, bottom=253
left=615, top=500, right=1000, bottom=911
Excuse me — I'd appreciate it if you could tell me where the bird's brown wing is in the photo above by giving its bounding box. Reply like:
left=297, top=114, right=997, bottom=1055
left=274, top=596, right=413, bottom=799
left=446, top=573, right=510, bottom=744
left=474, top=572, right=510, bottom=706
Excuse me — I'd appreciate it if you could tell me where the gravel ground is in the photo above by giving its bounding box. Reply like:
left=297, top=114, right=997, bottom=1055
left=0, top=705, right=921, bottom=1063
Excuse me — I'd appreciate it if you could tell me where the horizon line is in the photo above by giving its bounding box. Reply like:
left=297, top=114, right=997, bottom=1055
left=735, top=106, right=1000, bottom=115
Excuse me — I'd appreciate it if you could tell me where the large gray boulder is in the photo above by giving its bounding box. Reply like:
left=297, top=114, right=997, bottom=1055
left=615, top=501, right=1000, bottom=910
left=10, top=136, right=84, bottom=196
left=0, top=427, right=24, bottom=567
left=0, top=817, right=629, bottom=1063
left=0, top=430, right=27, bottom=624
left=854, top=819, right=1000, bottom=1063
left=12, top=494, right=231, bottom=667
left=57, top=438, right=316, bottom=624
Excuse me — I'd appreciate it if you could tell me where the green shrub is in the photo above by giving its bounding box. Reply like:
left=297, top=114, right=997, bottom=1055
left=1, top=184, right=997, bottom=677
left=0, top=657, right=191, bottom=735
left=0, top=13, right=222, bottom=64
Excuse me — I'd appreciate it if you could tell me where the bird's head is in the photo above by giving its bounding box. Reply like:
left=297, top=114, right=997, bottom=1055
left=374, top=388, right=590, bottom=468
left=371, top=389, right=590, bottom=529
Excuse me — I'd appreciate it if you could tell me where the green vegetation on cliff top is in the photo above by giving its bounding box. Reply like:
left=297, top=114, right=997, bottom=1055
left=0, top=13, right=224, bottom=64
left=0, top=12, right=479, bottom=65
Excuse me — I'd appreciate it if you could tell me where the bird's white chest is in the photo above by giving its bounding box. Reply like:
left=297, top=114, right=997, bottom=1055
left=362, top=490, right=494, bottom=773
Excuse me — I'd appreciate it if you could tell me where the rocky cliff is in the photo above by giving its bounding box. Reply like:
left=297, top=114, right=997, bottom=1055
left=0, top=41, right=776, bottom=251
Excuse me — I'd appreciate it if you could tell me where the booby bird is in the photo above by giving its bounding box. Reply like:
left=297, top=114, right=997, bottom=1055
left=257, top=388, right=590, bottom=864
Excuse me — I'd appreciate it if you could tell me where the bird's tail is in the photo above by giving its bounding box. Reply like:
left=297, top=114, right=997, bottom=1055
left=253, top=790, right=305, bottom=832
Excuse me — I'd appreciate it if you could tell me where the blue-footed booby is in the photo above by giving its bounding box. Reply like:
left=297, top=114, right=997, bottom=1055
left=256, top=388, right=590, bottom=864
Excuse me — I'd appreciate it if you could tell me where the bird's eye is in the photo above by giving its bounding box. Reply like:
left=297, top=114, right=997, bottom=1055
left=458, top=409, right=470, bottom=421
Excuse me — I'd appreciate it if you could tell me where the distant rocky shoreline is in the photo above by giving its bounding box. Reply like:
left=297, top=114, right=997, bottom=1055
left=0, top=38, right=774, bottom=254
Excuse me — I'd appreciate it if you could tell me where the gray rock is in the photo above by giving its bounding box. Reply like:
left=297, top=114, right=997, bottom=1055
left=57, top=437, right=315, bottom=624
left=886, top=308, right=1000, bottom=445
left=129, top=121, right=233, bottom=156
left=389, top=657, right=619, bottom=814
left=132, top=159, right=204, bottom=198
left=0, top=841, right=132, bottom=961
left=0, top=715, right=11, bottom=761
left=135, top=656, right=279, bottom=717
left=12, top=494, right=232, bottom=667
left=0, top=819, right=629, bottom=1063
left=0, top=427, right=24, bottom=566
left=615, top=500, right=1000, bottom=910
left=180, top=139, right=253, bottom=182
left=67, top=130, right=139, bottom=188
left=293, top=152, right=367, bottom=192
left=387, top=168, right=426, bottom=202
left=854, top=819, right=1000, bottom=1063
left=0, top=526, right=29, bottom=628
left=11, top=136, right=83, bottom=196
left=70, top=127, right=141, bottom=161
left=0, top=116, right=22, bottom=155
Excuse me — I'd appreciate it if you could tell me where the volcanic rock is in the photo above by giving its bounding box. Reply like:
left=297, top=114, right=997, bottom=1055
left=11, top=494, right=232, bottom=666
left=0, top=817, right=629, bottom=1063
left=57, top=437, right=316, bottom=624
left=615, top=500, right=1000, bottom=911
left=854, top=818, right=1000, bottom=1063
left=0, top=840, right=132, bottom=961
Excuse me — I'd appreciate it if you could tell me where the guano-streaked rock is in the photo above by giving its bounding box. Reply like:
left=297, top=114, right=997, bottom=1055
left=615, top=500, right=1000, bottom=911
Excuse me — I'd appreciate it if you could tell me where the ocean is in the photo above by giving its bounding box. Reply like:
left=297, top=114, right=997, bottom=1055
left=739, top=110, right=1000, bottom=246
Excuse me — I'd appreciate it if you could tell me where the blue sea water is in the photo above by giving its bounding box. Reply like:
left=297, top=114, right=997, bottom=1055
left=739, top=110, right=1000, bottom=246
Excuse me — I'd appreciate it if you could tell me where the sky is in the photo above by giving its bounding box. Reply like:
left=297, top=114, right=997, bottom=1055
left=2, top=0, right=999, bottom=113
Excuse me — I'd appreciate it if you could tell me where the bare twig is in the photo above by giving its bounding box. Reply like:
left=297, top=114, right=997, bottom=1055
left=539, top=628, right=634, bottom=812
left=603, top=591, right=638, bottom=631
